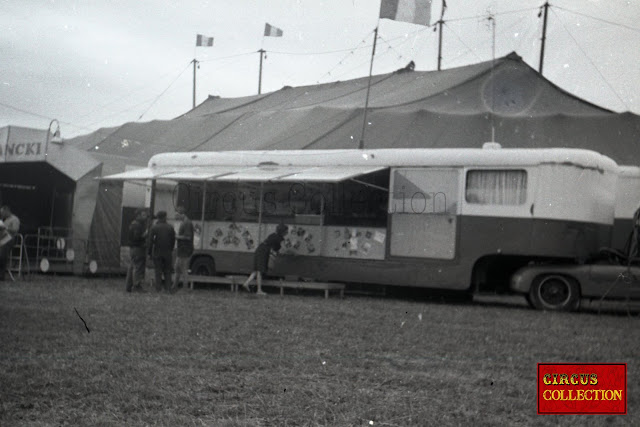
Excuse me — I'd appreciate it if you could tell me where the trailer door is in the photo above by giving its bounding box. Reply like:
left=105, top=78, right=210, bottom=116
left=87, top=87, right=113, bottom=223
left=389, top=168, right=459, bottom=259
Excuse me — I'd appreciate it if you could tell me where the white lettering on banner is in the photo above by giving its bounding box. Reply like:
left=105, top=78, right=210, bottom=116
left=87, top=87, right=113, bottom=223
left=0, top=142, right=45, bottom=162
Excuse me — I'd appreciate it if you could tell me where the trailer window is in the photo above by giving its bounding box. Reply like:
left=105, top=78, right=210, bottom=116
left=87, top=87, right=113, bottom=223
left=465, top=170, right=527, bottom=205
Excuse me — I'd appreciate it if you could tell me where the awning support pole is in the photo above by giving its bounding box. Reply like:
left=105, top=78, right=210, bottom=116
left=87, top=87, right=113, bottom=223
left=319, top=191, right=325, bottom=254
left=257, top=182, right=264, bottom=244
left=148, top=179, right=157, bottom=235
left=200, top=181, right=207, bottom=250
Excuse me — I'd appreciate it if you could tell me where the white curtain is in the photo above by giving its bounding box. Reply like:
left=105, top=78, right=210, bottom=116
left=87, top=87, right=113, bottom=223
left=466, top=170, right=527, bottom=205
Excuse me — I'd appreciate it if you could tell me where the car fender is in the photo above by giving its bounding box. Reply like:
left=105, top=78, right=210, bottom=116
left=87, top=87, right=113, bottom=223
left=510, top=264, right=588, bottom=294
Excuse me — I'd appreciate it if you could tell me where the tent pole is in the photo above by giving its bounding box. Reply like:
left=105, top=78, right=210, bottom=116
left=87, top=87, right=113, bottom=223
left=358, top=27, right=378, bottom=150
left=200, top=181, right=207, bottom=250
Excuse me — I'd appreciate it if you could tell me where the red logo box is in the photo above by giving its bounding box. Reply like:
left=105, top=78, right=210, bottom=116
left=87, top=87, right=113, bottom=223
left=537, top=363, right=627, bottom=415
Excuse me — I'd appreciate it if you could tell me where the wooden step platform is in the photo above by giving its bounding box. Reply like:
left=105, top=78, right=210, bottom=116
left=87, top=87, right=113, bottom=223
left=184, top=275, right=345, bottom=299
left=262, top=279, right=345, bottom=299
left=185, top=274, right=249, bottom=291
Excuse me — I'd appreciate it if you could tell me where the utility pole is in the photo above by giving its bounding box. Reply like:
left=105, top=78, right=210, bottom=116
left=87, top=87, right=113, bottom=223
left=539, top=1, right=550, bottom=74
left=191, top=58, right=199, bottom=109
left=258, top=49, right=266, bottom=94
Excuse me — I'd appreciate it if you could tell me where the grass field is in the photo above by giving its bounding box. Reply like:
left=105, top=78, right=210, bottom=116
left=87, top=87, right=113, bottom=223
left=1, top=276, right=638, bottom=426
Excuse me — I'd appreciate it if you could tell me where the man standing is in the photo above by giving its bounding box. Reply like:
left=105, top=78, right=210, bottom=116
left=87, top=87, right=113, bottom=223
left=172, top=206, right=194, bottom=292
left=148, top=211, right=175, bottom=293
left=0, top=205, right=20, bottom=281
left=125, top=208, right=148, bottom=292
left=0, top=205, right=20, bottom=239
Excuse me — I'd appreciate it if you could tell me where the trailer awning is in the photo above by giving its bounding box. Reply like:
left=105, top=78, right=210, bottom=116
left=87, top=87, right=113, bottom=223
left=100, top=167, right=163, bottom=181
left=276, top=166, right=387, bottom=182
left=101, top=165, right=386, bottom=183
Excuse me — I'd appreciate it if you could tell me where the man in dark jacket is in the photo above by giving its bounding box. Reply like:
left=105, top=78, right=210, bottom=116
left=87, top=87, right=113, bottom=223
left=172, top=206, right=194, bottom=292
left=125, top=208, right=149, bottom=292
left=148, top=211, right=176, bottom=293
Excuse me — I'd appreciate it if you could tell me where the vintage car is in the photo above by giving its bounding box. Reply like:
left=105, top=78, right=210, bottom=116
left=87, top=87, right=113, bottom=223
left=510, top=248, right=640, bottom=311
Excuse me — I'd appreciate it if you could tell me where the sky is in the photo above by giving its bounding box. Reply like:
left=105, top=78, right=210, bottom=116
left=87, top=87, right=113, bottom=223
left=1, top=0, right=639, bottom=138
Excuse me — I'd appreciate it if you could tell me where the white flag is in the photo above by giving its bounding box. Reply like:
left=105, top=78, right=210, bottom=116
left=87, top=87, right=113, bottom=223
left=196, top=34, right=214, bottom=47
left=380, top=0, right=432, bottom=26
left=264, top=23, right=283, bottom=37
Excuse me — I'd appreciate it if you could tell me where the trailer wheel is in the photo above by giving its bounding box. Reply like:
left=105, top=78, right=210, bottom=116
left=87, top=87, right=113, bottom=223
left=190, top=256, right=216, bottom=276
left=529, top=274, right=580, bottom=312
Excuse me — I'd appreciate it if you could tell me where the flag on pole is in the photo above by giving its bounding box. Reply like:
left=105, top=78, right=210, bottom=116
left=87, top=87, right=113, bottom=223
left=196, top=34, right=214, bottom=47
left=264, top=23, right=283, bottom=37
left=380, top=0, right=432, bottom=26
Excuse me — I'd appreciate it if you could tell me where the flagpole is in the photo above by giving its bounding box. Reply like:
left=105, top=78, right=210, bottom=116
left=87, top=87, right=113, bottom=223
left=358, top=27, right=378, bottom=150
left=191, top=58, right=199, bottom=109
left=538, top=1, right=550, bottom=75
left=437, top=0, right=447, bottom=70
left=258, top=49, right=265, bottom=95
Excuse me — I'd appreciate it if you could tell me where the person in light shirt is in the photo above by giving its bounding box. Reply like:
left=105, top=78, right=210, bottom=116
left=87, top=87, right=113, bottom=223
left=0, top=206, right=20, bottom=238
left=0, top=206, right=19, bottom=281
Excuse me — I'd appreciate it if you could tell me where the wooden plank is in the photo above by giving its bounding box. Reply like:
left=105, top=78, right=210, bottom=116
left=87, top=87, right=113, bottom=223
left=184, top=275, right=344, bottom=298
left=186, top=275, right=249, bottom=291
left=262, top=279, right=345, bottom=299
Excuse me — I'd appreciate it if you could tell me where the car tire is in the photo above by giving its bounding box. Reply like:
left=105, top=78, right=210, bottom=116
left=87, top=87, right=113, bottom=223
left=529, top=274, right=580, bottom=312
left=190, top=256, right=216, bottom=276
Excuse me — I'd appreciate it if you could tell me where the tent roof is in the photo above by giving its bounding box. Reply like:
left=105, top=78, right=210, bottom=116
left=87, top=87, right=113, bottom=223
left=0, top=125, right=101, bottom=181
left=67, top=52, right=640, bottom=167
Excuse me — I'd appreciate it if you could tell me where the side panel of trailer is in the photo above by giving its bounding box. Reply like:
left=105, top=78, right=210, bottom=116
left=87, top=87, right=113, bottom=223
left=181, top=163, right=614, bottom=291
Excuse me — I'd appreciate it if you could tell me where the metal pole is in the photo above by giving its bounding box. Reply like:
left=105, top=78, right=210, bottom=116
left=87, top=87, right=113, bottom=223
left=258, top=49, right=265, bottom=95
left=358, top=27, right=378, bottom=150
left=319, top=192, right=325, bottom=254
left=257, top=182, right=264, bottom=244
left=437, top=0, right=446, bottom=70
left=437, top=20, right=444, bottom=70
left=149, top=179, right=157, bottom=233
left=488, top=14, right=496, bottom=142
left=200, top=181, right=207, bottom=250
left=539, top=1, right=549, bottom=74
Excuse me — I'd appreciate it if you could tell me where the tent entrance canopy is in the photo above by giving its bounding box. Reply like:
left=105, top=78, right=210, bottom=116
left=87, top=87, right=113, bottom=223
left=101, top=164, right=387, bottom=183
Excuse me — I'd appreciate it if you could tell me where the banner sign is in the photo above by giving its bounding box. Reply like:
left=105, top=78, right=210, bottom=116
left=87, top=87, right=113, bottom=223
left=0, top=127, right=47, bottom=162
left=537, top=363, right=627, bottom=415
